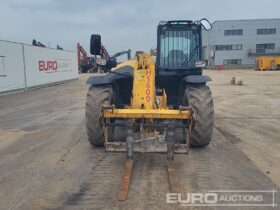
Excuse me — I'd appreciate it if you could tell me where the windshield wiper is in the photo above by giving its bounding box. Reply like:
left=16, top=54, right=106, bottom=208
left=182, top=45, right=199, bottom=67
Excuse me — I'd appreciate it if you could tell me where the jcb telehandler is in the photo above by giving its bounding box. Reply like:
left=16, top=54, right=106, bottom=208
left=85, top=19, right=214, bottom=200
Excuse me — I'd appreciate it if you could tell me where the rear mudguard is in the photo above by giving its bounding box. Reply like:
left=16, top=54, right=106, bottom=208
left=183, top=75, right=212, bottom=84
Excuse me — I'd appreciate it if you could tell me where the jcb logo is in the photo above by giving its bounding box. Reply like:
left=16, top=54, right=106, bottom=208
left=39, top=60, right=58, bottom=71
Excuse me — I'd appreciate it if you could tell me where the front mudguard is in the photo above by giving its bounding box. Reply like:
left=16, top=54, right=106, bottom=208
left=86, top=65, right=133, bottom=86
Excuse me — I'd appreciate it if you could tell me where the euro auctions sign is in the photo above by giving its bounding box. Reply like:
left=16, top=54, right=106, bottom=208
left=38, top=60, right=58, bottom=72
left=166, top=190, right=278, bottom=207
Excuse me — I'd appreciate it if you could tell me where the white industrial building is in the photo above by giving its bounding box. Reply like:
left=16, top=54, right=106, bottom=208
left=202, top=19, right=280, bottom=69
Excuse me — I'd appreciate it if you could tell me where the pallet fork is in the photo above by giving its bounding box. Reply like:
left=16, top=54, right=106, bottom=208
left=102, top=108, right=193, bottom=201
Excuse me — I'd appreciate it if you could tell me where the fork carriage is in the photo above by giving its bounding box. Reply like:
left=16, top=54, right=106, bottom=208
left=103, top=107, right=193, bottom=157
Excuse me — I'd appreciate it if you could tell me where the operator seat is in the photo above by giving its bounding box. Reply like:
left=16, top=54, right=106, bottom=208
left=167, top=50, right=187, bottom=67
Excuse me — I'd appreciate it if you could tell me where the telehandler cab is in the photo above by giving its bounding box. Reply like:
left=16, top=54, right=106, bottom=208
left=85, top=18, right=214, bottom=201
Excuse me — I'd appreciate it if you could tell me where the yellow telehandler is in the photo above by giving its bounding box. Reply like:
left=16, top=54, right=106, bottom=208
left=85, top=19, right=214, bottom=201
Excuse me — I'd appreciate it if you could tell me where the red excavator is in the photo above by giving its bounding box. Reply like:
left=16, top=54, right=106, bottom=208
left=77, top=43, right=95, bottom=73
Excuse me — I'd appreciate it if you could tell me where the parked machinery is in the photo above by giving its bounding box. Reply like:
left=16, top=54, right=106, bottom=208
left=256, top=56, right=280, bottom=71
left=77, top=42, right=131, bottom=73
left=77, top=43, right=95, bottom=73
left=97, top=45, right=131, bottom=72
left=32, top=39, right=46, bottom=47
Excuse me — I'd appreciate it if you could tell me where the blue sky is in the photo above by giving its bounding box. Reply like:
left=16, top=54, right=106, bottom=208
left=0, top=0, right=278, bottom=55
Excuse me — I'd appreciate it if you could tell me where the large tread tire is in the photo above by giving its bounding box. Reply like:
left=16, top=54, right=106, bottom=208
left=184, top=85, right=214, bottom=147
left=85, top=85, right=113, bottom=146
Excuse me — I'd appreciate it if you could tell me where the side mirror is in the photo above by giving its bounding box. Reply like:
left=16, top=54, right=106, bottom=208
left=90, top=34, right=101, bottom=55
left=200, top=18, right=212, bottom=31
left=150, top=47, right=157, bottom=56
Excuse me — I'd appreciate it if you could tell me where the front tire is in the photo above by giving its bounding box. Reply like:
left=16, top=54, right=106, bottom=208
left=184, top=85, right=214, bottom=147
left=85, top=85, right=113, bottom=146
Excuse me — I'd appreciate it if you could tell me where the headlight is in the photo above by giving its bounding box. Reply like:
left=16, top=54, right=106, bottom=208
left=96, top=58, right=107, bottom=66
left=195, top=60, right=207, bottom=68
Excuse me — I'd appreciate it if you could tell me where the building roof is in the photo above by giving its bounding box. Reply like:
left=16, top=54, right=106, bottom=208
left=212, top=18, right=280, bottom=25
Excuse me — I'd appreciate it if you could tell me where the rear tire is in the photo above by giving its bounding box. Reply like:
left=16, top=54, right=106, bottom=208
left=85, top=85, right=113, bottom=146
left=184, top=85, right=214, bottom=147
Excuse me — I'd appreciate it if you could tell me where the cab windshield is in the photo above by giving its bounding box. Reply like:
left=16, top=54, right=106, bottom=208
left=159, top=29, right=199, bottom=69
